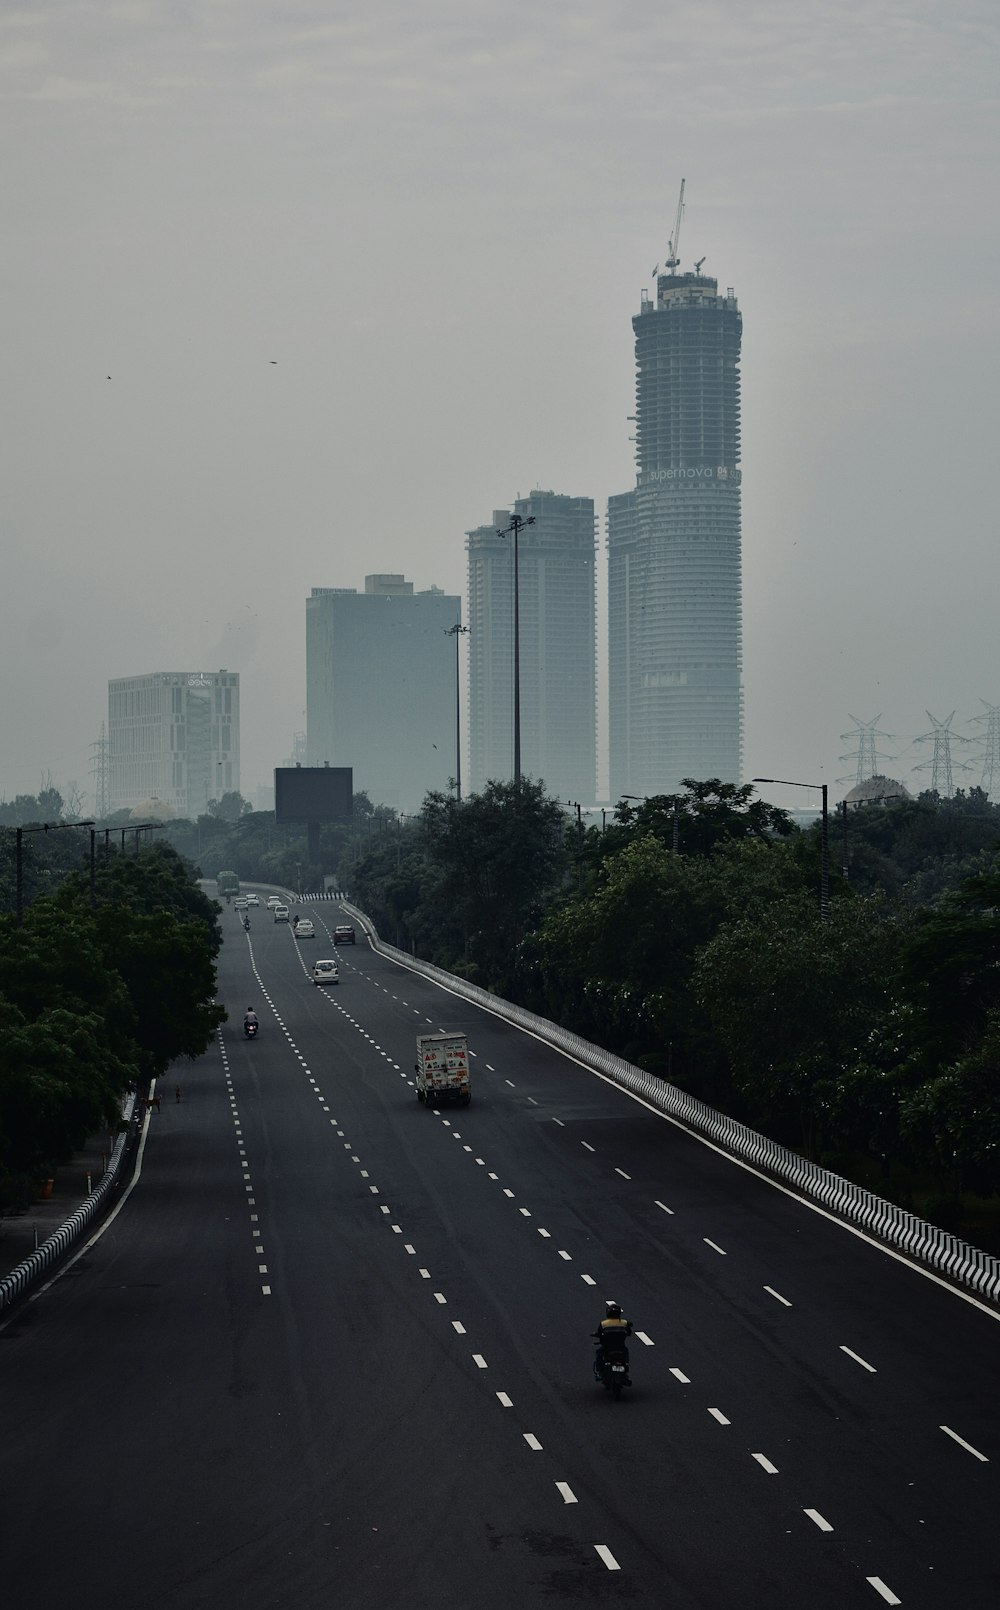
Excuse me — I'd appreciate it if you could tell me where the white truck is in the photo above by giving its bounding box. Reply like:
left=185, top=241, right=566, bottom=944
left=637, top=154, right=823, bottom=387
left=415, top=1032, right=471, bottom=1107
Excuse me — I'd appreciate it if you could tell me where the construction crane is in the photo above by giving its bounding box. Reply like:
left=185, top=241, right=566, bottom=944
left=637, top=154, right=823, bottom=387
left=694, top=256, right=706, bottom=273
left=665, top=178, right=685, bottom=272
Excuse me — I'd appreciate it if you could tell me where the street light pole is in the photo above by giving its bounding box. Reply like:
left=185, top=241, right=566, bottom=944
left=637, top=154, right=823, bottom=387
left=444, top=623, right=469, bottom=802
left=13, top=819, right=96, bottom=927
left=752, top=777, right=829, bottom=920
left=497, top=513, right=535, bottom=786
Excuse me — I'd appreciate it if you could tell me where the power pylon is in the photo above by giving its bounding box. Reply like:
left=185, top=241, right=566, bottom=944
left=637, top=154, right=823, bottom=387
left=913, top=710, right=973, bottom=797
left=970, top=700, right=1000, bottom=801
left=838, top=714, right=896, bottom=786
left=90, top=722, right=111, bottom=819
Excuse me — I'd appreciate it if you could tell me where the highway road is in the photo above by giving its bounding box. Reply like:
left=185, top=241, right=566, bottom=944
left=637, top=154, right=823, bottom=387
left=2, top=897, right=999, bottom=1609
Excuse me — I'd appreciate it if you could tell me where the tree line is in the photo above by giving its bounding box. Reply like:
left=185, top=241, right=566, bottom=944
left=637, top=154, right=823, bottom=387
left=344, top=779, right=1000, bottom=1247
left=6, top=773, right=999, bottom=1244
left=0, top=845, right=224, bottom=1213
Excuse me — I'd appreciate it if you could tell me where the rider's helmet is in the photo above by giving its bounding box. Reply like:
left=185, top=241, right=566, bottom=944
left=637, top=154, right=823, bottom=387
left=605, top=1300, right=622, bottom=1318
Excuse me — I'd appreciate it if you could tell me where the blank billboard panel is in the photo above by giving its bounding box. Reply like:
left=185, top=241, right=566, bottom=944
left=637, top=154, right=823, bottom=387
left=274, top=767, right=353, bottom=822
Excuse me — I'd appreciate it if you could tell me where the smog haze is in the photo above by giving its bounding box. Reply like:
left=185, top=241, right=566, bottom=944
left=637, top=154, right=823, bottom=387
left=2, top=1, right=997, bottom=808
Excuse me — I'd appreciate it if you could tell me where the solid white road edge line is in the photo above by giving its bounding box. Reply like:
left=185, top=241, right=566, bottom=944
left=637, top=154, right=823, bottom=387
left=369, top=946, right=1000, bottom=1322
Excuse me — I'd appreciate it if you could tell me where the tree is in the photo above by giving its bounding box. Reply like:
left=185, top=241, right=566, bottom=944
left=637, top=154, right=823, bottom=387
left=206, top=791, right=251, bottom=823
left=900, top=1010, right=1000, bottom=1195
left=900, top=858, right=1000, bottom=1067
left=609, top=779, right=795, bottom=858
left=0, top=901, right=140, bottom=1210
left=523, top=834, right=809, bottom=1088
left=694, top=895, right=906, bottom=1157
left=419, top=780, right=567, bottom=985
left=0, top=999, right=137, bottom=1209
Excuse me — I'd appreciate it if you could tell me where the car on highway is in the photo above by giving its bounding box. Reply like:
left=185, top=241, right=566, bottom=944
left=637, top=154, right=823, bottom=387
left=234, top=897, right=248, bottom=912
left=294, top=918, right=315, bottom=938
left=266, top=896, right=282, bottom=910
left=273, top=904, right=290, bottom=922
left=245, top=893, right=260, bottom=907
left=312, top=958, right=340, bottom=985
left=333, top=924, right=356, bottom=944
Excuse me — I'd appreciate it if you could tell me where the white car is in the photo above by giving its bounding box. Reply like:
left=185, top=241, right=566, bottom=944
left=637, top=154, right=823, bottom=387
left=266, top=896, right=282, bottom=910
left=234, top=897, right=248, bottom=911
left=273, top=905, right=290, bottom=922
left=245, top=893, right=260, bottom=907
left=312, top=958, right=340, bottom=985
left=294, top=919, right=315, bottom=938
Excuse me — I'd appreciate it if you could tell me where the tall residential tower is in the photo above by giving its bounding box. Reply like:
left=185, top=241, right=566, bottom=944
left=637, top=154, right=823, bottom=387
left=466, top=490, right=596, bottom=800
left=608, top=264, right=743, bottom=798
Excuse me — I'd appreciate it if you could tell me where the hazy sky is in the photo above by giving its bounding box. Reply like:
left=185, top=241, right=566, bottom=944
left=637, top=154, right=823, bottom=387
left=3, top=1, right=998, bottom=809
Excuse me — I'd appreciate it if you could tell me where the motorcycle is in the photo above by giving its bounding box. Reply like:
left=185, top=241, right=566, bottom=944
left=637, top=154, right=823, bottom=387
left=594, top=1342, right=631, bottom=1399
left=243, top=1020, right=259, bottom=1040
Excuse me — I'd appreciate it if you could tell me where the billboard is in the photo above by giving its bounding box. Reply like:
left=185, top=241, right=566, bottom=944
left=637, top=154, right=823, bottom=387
left=274, top=767, right=353, bottom=823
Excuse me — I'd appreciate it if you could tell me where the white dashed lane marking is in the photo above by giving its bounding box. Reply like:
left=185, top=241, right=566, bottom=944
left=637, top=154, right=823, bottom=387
left=805, top=1509, right=833, bottom=1533
left=941, top=1425, right=989, bottom=1461
left=867, top=1578, right=901, bottom=1606
left=841, top=1345, right=877, bottom=1373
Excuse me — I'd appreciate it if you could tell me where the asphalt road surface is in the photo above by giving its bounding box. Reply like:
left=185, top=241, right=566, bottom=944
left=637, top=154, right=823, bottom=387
left=2, top=899, right=999, bottom=1609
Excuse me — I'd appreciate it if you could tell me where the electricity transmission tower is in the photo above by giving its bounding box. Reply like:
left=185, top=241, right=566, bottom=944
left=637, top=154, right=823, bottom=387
left=970, top=700, right=1000, bottom=801
left=838, top=714, right=896, bottom=786
left=913, top=710, right=972, bottom=797
left=90, top=722, right=111, bottom=819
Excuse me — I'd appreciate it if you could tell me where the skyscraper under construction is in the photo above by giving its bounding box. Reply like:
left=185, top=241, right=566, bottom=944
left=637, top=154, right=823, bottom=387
left=608, top=241, right=743, bottom=800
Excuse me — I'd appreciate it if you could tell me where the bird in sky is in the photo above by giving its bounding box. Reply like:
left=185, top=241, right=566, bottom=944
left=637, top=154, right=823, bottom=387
left=269, top=360, right=277, bottom=365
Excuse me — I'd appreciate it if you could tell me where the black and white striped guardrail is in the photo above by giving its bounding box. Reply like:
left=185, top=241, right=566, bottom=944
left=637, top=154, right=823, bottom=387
left=0, top=1096, right=138, bottom=1316
left=339, top=901, right=1000, bottom=1308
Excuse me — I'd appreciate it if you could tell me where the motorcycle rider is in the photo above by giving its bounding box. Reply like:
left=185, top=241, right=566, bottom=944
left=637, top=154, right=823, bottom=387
left=593, top=1299, right=633, bottom=1383
left=243, top=1007, right=259, bottom=1036
left=243, top=914, right=251, bottom=931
